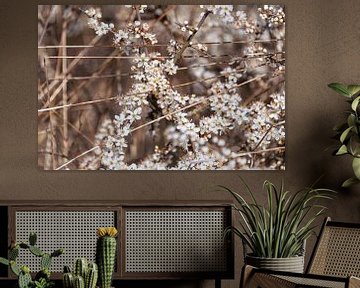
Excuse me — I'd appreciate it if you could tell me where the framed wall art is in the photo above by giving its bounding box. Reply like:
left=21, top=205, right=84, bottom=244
left=37, top=5, right=285, bottom=170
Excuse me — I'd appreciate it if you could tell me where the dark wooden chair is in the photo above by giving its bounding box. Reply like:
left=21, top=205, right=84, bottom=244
left=241, top=217, right=360, bottom=288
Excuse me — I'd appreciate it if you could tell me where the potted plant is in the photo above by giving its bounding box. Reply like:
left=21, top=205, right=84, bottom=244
left=328, top=82, right=360, bottom=187
left=0, top=232, right=64, bottom=288
left=221, top=179, right=334, bottom=273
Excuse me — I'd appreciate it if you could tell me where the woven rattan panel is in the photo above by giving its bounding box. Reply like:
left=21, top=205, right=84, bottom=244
left=277, top=275, right=345, bottom=288
left=15, top=211, right=115, bottom=272
left=125, top=210, right=227, bottom=273
left=310, top=226, right=360, bottom=277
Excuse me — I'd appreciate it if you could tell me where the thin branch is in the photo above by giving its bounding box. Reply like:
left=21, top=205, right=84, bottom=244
left=174, top=10, right=210, bottom=63
left=252, top=120, right=285, bottom=151
left=44, top=58, right=57, bottom=169
left=38, top=72, right=268, bottom=113
left=38, top=35, right=102, bottom=101
left=61, top=14, right=69, bottom=158
left=131, top=99, right=206, bottom=133
left=38, top=150, right=69, bottom=158
left=38, top=38, right=285, bottom=49
left=39, top=49, right=120, bottom=110
left=38, top=6, right=55, bottom=45
left=38, top=96, right=118, bottom=113
left=233, top=146, right=285, bottom=158
left=55, top=146, right=100, bottom=170
left=232, top=74, right=267, bottom=88
left=45, top=52, right=284, bottom=60
left=38, top=117, right=95, bottom=146
left=47, top=59, right=270, bottom=81
left=243, top=74, right=285, bottom=106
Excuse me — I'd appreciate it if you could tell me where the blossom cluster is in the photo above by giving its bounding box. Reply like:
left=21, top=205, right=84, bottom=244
left=71, top=5, right=286, bottom=170
left=84, top=8, right=114, bottom=36
left=258, top=5, right=285, bottom=27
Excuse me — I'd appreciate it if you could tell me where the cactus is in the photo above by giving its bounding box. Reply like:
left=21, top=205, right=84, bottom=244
left=10, top=260, right=20, bottom=276
left=63, top=260, right=98, bottom=288
left=51, top=248, right=64, bottom=258
left=96, top=227, right=118, bottom=288
left=0, top=232, right=64, bottom=288
left=74, top=275, right=85, bottom=288
left=41, top=253, right=52, bottom=270
left=18, top=267, right=32, bottom=288
left=29, top=232, right=37, bottom=246
left=19, top=243, right=30, bottom=249
left=35, top=268, right=50, bottom=282
left=64, top=265, right=72, bottom=273
left=9, top=246, right=19, bottom=260
left=74, top=258, right=88, bottom=279
left=29, top=246, right=44, bottom=257
left=85, top=263, right=98, bottom=288
left=63, top=272, right=74, bottom=288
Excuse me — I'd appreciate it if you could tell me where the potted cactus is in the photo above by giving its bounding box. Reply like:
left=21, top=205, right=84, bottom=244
left=0, top=232, right=64, bottom=288
left=62, top=258, right=98, bottom=288
left=96, top=227, right=118, bottom=288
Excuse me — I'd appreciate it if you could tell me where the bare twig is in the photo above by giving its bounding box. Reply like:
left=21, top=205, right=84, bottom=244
left=61, top=14, right=69, bottom=158
left=38, top=39, right=285, bottom=49
left=47, top=60, right=270, bottom=81
left=38, top=5, right=55, bottom=45
left=38, top=96, right=118, bottom=113
left=252, top=121, right=285, bottom=151
left=39, top=49, right=120, bottom=111
left=174, top=10, right=210, bottom=63
left=44, top=59, right=57, bottom=169
left=55, top=146, right=100, bottom=170
left=233, top=146, right=285, bottom=158
left=38, top=36, right=102, bottom=101
left=38, top=72, right=268, bottom=113
left=46, top=52, right=284, bottom=60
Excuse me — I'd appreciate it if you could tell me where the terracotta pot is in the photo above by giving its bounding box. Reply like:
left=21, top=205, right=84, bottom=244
left=245, top=254, right=305, bottom=273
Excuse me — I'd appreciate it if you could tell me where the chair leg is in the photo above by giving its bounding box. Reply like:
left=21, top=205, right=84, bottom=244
left=240, top=265, right=255, bottom=288
left=240, top=265, right=296, bottom=288
left=215, top=278, right=221, bottom=288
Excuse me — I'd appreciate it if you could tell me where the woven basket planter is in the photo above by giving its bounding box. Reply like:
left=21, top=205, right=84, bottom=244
left=245, top=254, right=305, bottom=273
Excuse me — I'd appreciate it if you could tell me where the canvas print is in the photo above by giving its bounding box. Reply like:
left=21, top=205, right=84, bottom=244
left=38, top=5, right=285, bottom=170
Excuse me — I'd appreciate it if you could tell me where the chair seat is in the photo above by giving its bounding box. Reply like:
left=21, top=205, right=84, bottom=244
left=242, top=266, right=360, bottom=288
left=277, top=275, right=346, bottom=288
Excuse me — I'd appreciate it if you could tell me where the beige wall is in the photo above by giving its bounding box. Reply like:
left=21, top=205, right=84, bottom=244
left=0, top=1, right=359, bottom=287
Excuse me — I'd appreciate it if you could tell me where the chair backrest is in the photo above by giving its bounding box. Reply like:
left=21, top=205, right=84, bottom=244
left=307, top=217, right=360, bottom=277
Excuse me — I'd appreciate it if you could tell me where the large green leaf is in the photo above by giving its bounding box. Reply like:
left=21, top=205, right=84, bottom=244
left=0, top=257, right=9, bottom=266
left=342, top=177, right=360, bottom=188
left=347, top=114, right=356, bottom=127
left=351, top=96, right=360, bottom=111
left=328, top=83, right=351, bottom=97
left=348, top=85, right=360, bottom=97
left=348, top=135, right=360, bottom=156
left=352, top=157, right=360, bottom=179
left=336, top=145, right=348, bottom=155
left=340, top=126, right=353, bottom=143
